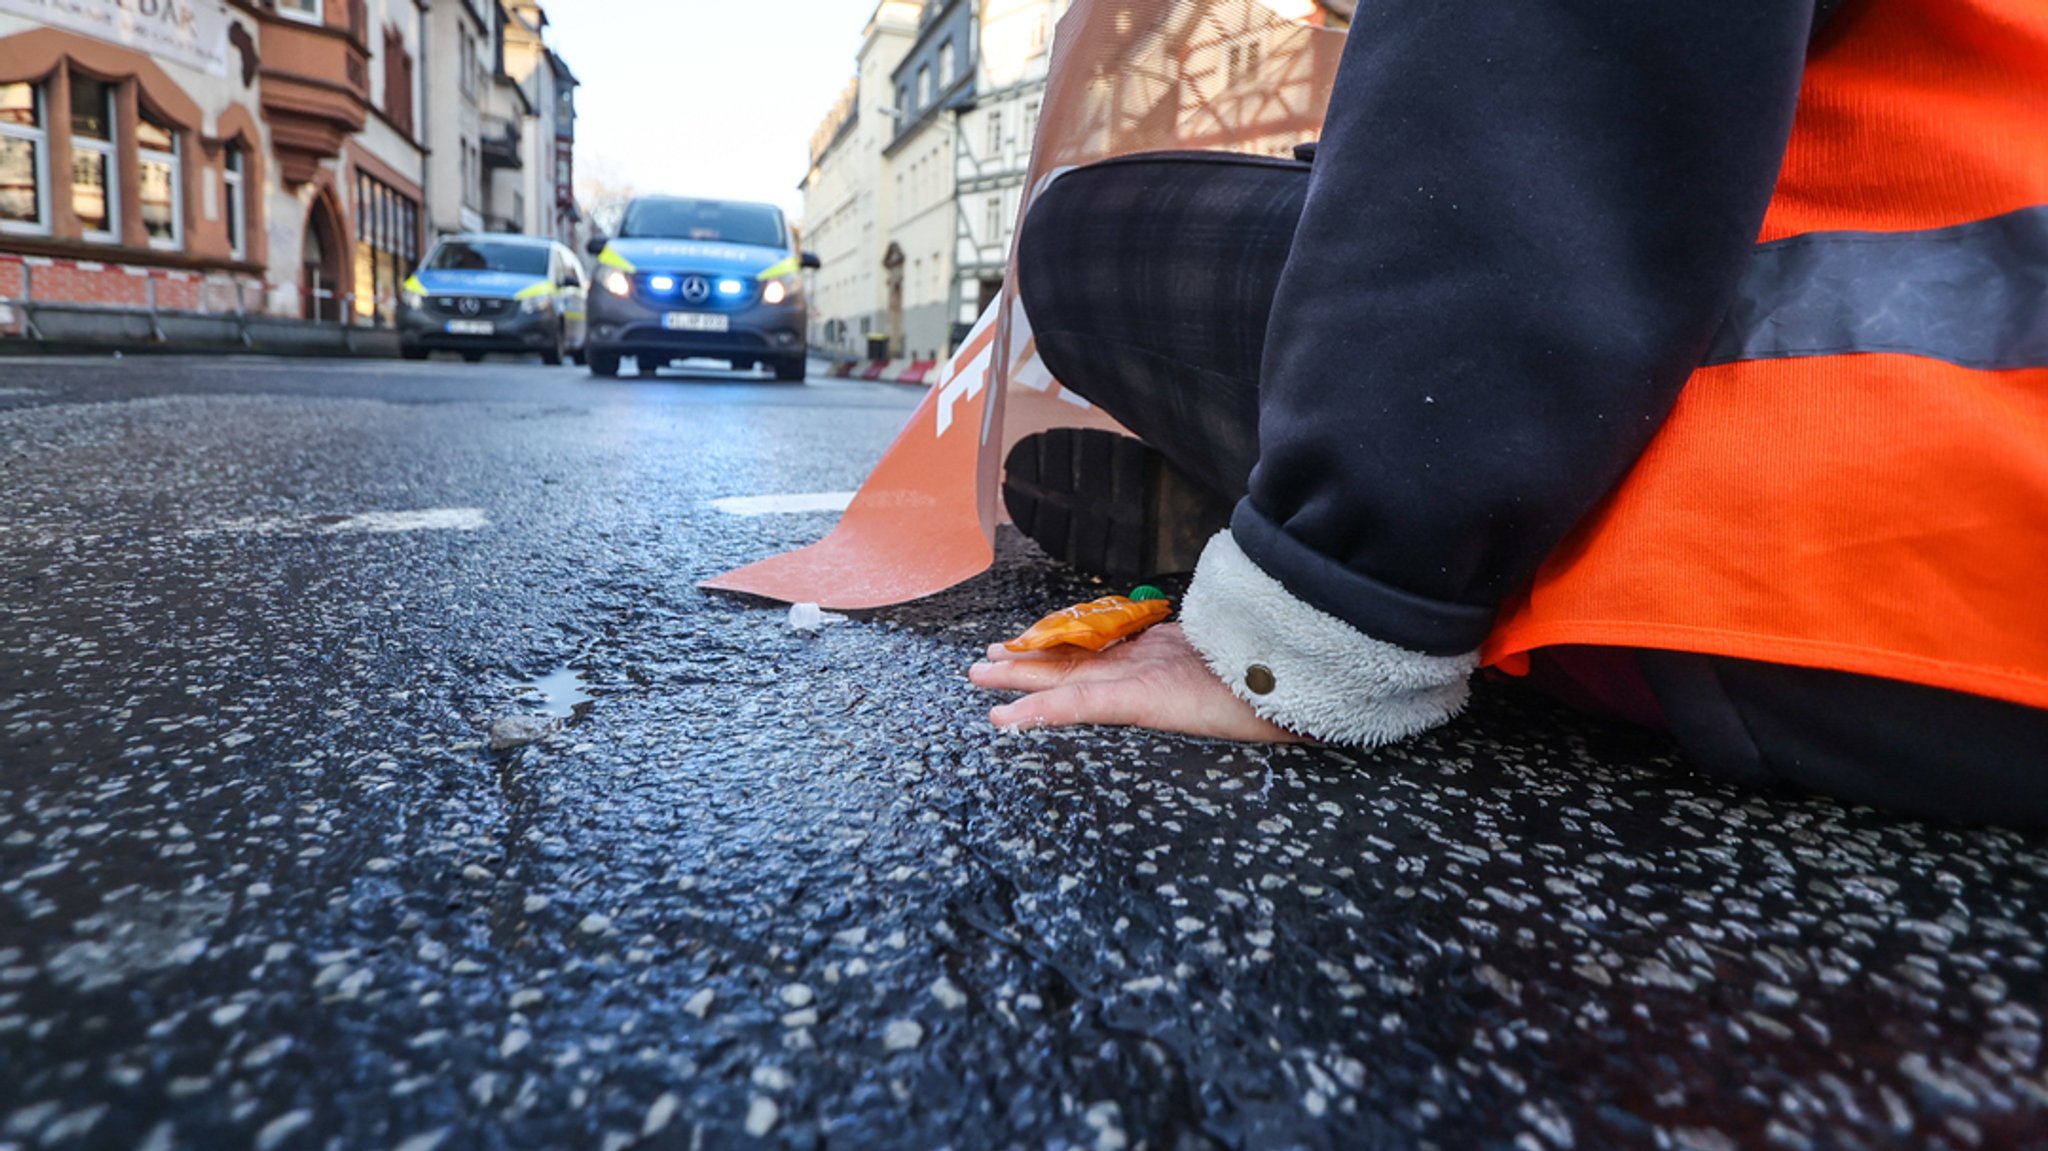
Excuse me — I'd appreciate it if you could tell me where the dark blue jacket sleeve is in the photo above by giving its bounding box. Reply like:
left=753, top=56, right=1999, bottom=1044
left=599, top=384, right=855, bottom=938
left=1233, top=0, right=1822, bottom=655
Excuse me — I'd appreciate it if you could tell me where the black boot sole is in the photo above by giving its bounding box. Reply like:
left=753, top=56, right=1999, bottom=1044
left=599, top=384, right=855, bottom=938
left=1002, top=428, right=1235, bottom=582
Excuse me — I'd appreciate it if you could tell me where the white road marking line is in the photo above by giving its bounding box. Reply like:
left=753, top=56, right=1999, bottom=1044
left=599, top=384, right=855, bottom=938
left=190, top=507, right=490, bottom=537
left=318, top=508, right=490, bottom=533
left=709, top=492, right=854, bottom=517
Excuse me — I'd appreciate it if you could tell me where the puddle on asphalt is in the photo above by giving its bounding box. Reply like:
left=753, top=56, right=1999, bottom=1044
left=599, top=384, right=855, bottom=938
left=516, top=666, right=595, bottom=720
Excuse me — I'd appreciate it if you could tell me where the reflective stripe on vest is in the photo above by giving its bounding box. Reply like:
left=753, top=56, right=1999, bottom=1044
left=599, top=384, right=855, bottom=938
left=1483, top=0, right=2048, bottom=710
left=1706, top=204, right=2048, bottom=372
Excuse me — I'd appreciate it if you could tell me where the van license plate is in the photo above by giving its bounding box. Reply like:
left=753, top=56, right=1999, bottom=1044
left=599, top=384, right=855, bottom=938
left=663, top=312, right=729, bottom=332
left=445, top=320, right=494, bottom=335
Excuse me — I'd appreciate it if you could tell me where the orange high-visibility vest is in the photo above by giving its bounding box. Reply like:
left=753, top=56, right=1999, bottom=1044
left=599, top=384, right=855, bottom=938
left=1483, top=0, right=2048, bottom=710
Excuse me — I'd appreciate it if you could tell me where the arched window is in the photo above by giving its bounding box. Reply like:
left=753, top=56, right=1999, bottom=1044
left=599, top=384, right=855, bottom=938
left=69, top=74, right=116, bottom=242
left=0, top=80, right=48, bottom=233
left=223, top=144, right=247, bottom=260
left=137, top=106, right=181, bottom=249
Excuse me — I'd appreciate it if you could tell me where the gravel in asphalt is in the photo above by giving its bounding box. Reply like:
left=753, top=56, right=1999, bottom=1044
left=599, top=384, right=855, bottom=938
left=2, top=355, right=2046, bottom=1150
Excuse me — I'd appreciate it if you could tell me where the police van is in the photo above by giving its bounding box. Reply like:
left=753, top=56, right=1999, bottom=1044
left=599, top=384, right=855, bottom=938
left=583, top=196, right=819, bottom=380
left=398, top=234, right=588, bottom=364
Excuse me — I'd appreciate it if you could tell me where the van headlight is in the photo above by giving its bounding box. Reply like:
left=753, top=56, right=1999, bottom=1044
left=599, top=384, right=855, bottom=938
left=519, top=293, right=554, bottom=315
left=402, top=288, right=426, bottom=310
left=601, top=269, right=632, bottom=297
left=762, top=280, right=791, bottom=306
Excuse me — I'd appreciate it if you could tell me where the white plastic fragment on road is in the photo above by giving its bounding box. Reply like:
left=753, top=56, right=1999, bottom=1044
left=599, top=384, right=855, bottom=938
left=709, top=491, right=854, bottom=517
left=788, top=603, right=848, bottom=633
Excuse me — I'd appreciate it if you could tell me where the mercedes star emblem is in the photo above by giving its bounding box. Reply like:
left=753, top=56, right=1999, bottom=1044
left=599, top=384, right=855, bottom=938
left=458, top=297, right=482, bottom=316
left=681, top=276, right=712, bottom=304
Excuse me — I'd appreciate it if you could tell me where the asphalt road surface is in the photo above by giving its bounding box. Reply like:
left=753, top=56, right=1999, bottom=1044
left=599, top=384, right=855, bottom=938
left=3, top=353, right=2046, bottom=1150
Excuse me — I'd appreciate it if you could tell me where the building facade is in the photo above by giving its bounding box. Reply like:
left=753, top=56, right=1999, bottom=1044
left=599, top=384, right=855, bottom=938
left=952, top=0, right=1065, bottom=347
left=0, top=0, right=429, bottom=326
left=421, top=0, right=491, bottom=237
left=880, top=0, right=971, bottom=360
left=799, top=0, right=918, bottom=360
left=1, top=0, right=574, bottom=337
left=800, top=0, right=1350, bottom=362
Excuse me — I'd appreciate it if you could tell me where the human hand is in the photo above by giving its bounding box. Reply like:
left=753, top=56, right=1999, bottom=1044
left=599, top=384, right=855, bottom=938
left=968, top=623, right=1305, bottom=743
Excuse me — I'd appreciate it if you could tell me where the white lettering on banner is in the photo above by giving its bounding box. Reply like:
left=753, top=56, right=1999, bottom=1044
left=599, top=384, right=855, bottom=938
left=934, top=339, right=993, bottom=438
left=0, top=0, right=230, bottom=76
left=935, top=301, right=1002, bottom=437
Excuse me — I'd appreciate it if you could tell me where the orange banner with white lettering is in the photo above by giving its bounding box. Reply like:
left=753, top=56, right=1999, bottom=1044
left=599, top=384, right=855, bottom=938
left=702, top=0, right=1344, bottom=608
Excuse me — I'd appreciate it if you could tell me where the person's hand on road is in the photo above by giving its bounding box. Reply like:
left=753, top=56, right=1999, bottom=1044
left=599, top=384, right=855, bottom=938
left=968, top=623, right=1304, bottom=743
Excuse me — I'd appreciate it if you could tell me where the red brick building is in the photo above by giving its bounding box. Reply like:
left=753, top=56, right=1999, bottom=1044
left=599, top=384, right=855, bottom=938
left=0, top=0, right=428, bottom=333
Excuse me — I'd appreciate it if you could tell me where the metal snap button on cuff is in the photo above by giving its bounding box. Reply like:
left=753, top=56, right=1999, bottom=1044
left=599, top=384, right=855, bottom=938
left=1244, top=664, right=1276, bottom=696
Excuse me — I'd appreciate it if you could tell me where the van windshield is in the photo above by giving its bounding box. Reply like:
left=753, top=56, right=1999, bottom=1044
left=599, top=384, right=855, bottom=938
left=426, top=240, right=550, bottom=276
left=619, top=199, right=786, bottom=248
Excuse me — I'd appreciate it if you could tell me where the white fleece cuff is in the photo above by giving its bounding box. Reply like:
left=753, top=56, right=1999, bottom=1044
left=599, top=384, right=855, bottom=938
left=1178, top=531, right=1479, bottom=747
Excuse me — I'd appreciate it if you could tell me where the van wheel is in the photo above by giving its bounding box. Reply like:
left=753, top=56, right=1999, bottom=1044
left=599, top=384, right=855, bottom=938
left=588, top=350, right=620, bottom=378
left=773, top=356, right=807, bottom=382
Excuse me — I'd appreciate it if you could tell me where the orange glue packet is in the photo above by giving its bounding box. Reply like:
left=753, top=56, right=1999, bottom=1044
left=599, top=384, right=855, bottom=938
left=1002, top=587, right=1172, bottom=652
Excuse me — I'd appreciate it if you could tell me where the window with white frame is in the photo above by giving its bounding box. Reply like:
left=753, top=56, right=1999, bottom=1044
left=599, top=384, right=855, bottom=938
left=277, top=0, right=323, bottom=23
left=1021, top=100, right=1040, bottom=157
left=918, top=65, right=932, bottom=108
left=69, top=75, right=117, bottom=242
left=984, top=195, right=1001, bottom=245
left=939, top=41, right=955, bottom=84
left=0, top=81, right=49, bottom=233
left=223, top=145, right=246, bottom=259
left=985, top=107, right=1002, bottom=156
left=137, top=108, right=181, bottom=249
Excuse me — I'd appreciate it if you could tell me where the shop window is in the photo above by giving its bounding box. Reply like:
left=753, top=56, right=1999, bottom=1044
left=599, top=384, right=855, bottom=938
left=137, top=108, right=180, bottom=249
left=223, top=146, right=246, bottom=260
left=278, top=0, right=323, bottom=24
left=69, top=75, right=116, bottom=242
left=0, top=81, right=48, bottom=233
left=353, top=169, right=420, bottom=326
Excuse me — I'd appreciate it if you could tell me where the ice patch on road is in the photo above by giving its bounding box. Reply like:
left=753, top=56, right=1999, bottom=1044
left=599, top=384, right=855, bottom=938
left=710, top=491, right=853, bottom=517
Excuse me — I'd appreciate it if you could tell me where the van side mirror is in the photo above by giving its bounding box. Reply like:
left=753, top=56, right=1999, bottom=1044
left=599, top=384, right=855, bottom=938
left=800, top=251, right=822, bottom=270
left=585, top=235, right=608, bottom=256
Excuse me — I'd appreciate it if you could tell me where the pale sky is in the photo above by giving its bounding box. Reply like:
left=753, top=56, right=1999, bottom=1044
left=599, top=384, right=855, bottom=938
left=545, top=0, right=881, bottom=223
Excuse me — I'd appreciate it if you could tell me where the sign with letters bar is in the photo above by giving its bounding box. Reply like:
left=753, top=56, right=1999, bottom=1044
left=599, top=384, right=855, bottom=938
left=0, top=0, right=230, bottom=77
